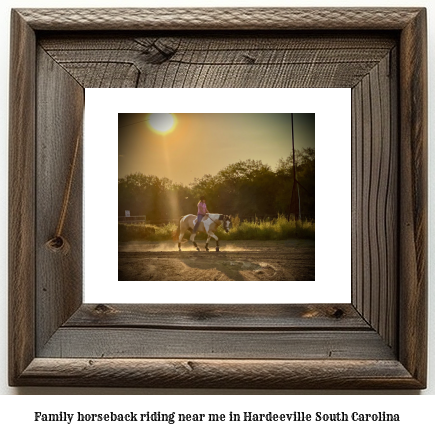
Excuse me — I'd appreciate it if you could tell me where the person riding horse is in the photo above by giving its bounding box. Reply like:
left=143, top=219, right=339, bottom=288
left=177, top=196, right=231, bottom=251
left=192, top=196, right=209, bottom=235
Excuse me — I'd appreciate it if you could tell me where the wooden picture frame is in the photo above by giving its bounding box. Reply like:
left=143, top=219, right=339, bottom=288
left=9, top=8, right=427, bottom=389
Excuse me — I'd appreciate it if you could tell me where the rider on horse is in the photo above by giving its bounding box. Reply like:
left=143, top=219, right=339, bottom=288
left=192, top=196, right=209, bottom=235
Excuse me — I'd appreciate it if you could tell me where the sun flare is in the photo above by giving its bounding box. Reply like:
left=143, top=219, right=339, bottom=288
left=148, top=113, right=177, bottom=135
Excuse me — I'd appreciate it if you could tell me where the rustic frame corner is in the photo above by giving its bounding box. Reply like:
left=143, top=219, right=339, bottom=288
left=9, top=8, right=427, bottom=389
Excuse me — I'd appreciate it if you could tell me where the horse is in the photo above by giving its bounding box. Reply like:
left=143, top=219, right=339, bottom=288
left=177, top=213, right=231, bottom=252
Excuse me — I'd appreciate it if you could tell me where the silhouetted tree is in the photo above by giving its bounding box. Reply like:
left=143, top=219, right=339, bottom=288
left=118, top=149, right=315, bottom=222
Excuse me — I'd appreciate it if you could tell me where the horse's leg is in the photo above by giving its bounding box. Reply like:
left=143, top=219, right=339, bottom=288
left=178, top=231, right=185, bottom=251
left=193, top=238, right=200, bottom=251
left=190, top=217, right=203, bottom=251
left=205, top=234, right=211, bottom=251
left=190, top=232, right=200, bottom=251
left=208, top=232, right=219, bottom=251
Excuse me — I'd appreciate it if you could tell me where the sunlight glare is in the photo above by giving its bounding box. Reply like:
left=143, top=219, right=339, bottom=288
left=148, top=113, right=177, bottom=135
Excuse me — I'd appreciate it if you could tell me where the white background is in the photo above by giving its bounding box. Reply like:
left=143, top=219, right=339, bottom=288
left=85, top=88, right=351, bottom=304
left=0, top=0, right=434, bottom=421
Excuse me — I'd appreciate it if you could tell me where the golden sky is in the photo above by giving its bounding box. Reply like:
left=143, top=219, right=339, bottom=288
left=118, top=113, right=315, bottom=185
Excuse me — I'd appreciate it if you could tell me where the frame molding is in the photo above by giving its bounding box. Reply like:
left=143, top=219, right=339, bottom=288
left=9, top=8, right=427, bottom=388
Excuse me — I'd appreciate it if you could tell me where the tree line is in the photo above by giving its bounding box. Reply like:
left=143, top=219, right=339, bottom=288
left=118, top=147, right=315, bottom=222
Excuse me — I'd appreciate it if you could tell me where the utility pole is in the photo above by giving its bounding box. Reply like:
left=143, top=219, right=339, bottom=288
left=289, top=113, right=301, bottom=221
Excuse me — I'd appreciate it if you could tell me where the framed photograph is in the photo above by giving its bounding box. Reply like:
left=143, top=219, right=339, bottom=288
left=116, top=111, right=317, bottom=283
left=9, top=8, right=427, bottom=388
left=86, top=87, right=350, bottom=305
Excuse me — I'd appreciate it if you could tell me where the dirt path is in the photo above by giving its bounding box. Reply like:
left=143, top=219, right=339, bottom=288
left=119, top=240, right=315, bottom=281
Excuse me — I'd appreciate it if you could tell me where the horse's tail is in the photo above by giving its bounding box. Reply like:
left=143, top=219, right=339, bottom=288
left=173, top=216, right=183, bottom=240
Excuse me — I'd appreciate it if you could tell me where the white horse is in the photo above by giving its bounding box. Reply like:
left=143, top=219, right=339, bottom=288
left=178, top=213, right=231, bottom=251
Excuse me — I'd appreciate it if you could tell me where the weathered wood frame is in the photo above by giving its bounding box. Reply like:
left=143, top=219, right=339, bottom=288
left=9, top=8, right=427, bottom=388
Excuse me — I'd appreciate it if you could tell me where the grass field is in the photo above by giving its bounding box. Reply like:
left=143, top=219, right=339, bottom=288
left=119, top=215, right=314, bottom=243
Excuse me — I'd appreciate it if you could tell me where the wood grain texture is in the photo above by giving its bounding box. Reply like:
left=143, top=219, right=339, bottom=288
left=8, top=10, right=36, bottom=386
left=16, top=8, right=422, bottom=31
left=351, top=79, right=362, bottom=313
left=17, top=358, right=420, bottom=389
left=35, top=48, right=84, bottom=353
left=387, top=47, right=399, bottom=350
left=398, top=8, right=428, bottom=386
left=39, top=33, right=396, bottom=88
left=8, top=8, right=427, bottom=389
left=65, top=304, right=369, bottom=330
left=39, top=328, right=395, bottom=360
left=351, top=51, right=398, bottom=351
